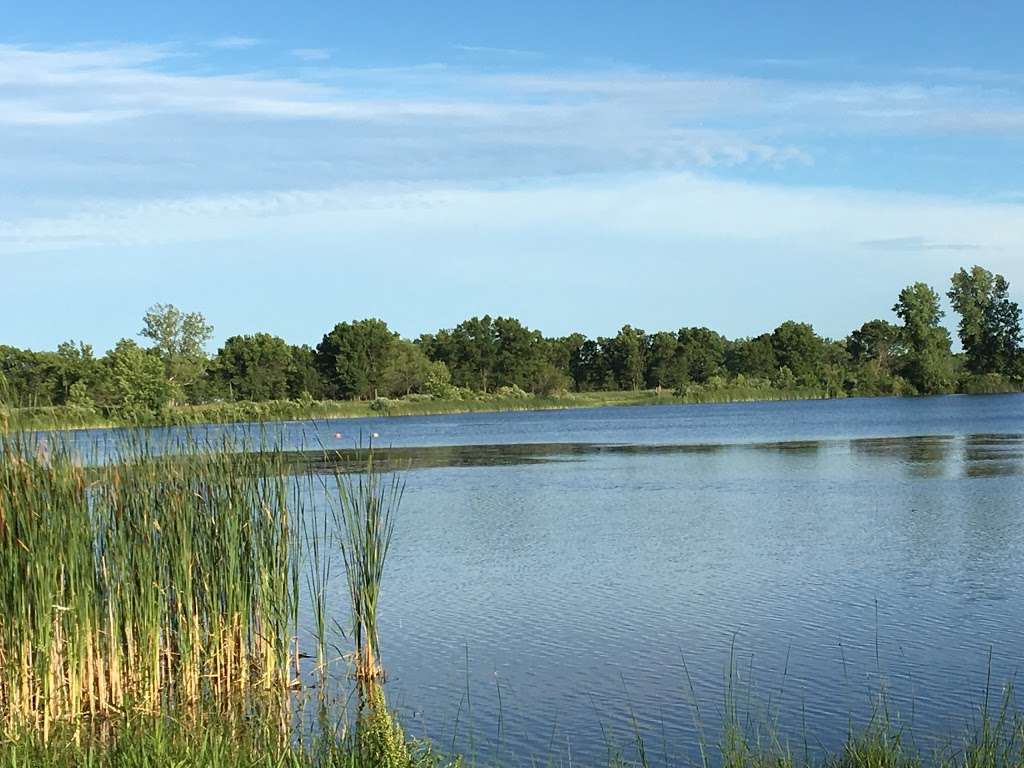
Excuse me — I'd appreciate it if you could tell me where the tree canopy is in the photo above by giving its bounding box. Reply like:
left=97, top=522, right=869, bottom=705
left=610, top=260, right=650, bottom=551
left=2, top=264, right=1021, bottom=419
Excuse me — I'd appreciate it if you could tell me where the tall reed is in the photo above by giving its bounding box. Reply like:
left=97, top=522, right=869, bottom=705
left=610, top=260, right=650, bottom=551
left=0, top=429, right=301, bottom=739
left=330, top=448, right=402, bottom=703
left=328, top=446, right=410, bottom=767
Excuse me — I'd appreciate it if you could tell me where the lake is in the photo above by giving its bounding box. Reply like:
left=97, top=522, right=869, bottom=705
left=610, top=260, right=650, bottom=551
left=72, top=394, right=1024, bottom=763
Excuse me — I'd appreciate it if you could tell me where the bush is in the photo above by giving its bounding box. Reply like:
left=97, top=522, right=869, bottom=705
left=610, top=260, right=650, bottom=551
left=960, top=372, right=1020, bottom=395
left=402, top=393, right=434, bottom=403
left=494, top=384, right=530, bottom=399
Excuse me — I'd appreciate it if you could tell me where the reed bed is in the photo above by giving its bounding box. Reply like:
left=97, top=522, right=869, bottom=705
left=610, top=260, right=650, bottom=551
left=0, top=430, right=301, bottom=739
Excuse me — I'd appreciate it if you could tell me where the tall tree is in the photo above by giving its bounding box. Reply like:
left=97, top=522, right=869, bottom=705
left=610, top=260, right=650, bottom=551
left=492, top=317, right=546, bottom=391
left=845, top=319, right=906, bottom=395
left=770, top=321, right=826, bottom=387
left=213, top=333, right=294, bottom=401
left=602, top=325, right=647, bottom=391
left=381, top=340, right=433, bottom=396
left=948, top=266, right=1022, bottom=376
left=724, top=335, right=777, bottom=379
left=569, top=339, right=614, bottom=391
left=893, top=283, right=954, bottom=394
left=645, top=331, right=681, bottom=389
left=288, top=345, right=325, bottom=399
left=425, top=316, right=500, bottom=392
left=104, top=339, right=173, bottom=415
left=847, top=320, right=903, bottom=370
left=139, top=304, right=213, bottom=400
left=676, top=327, right=727, bottom=384
left=316, top=318, right=397, bottom=399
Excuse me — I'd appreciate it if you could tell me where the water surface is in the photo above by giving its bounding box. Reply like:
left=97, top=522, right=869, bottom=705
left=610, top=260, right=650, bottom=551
left=72, top=395, right=1024, bottom=762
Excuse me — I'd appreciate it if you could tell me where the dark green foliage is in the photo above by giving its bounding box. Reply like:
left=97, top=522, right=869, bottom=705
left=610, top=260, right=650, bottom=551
left=645, top=331, right=680, bottom=389
left=316, top=318, right=398, bottom=399
left=847, top=320, right=903, bottom=368
left=423, top=315, right=499, bottom=391
left=770, top=321, right=827, bottom=387
left=214, top=333, right=296, bottom=401
left=948, top=266, right=1023, bottom=377
left=677, top=326, right=728, bottom=384
left=893, top=283, right=955, bottom=394
left=3, top=264, right=1021, bottom=418
left=726, top=335, right=778, bottom=380
left=570, top=339, right=616, bottom=391
left=601, top=325, right=648, bottom=391
left=289, top=344, right=326, bottom=399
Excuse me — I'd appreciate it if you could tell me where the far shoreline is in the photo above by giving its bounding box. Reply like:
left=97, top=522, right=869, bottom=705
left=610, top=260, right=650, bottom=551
left=6, top=386, right=1022, bottom=434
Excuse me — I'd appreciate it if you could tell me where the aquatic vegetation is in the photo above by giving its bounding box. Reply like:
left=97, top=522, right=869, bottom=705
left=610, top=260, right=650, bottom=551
left=0, top=430, right=301, bottom=738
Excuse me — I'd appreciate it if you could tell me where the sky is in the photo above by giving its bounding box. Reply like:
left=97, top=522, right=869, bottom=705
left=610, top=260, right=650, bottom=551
left=3, top=1, right=1024, bottom=352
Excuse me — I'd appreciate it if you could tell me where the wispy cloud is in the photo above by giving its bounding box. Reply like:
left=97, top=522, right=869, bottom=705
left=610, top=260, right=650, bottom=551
left=3, top=174, right=1022, bottom=262
left=210, top=36, right=261, bottom=50
left=857, top=236, right=982, bottom=252
left=453, top=44, right=540, bottom=58
left=3, top=40, right=1024, bottom=266
left=290, top=48, right=330, bottom=61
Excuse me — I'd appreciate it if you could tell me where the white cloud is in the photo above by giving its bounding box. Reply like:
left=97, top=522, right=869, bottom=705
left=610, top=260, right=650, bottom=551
left=3, top=174, right=1023, bottom=272
left=2, top=40, right=1024, bottom=276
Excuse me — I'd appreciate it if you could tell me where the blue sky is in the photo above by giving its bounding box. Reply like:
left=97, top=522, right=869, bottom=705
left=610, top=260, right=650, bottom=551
left=3, top=1, right=1024, bottom=352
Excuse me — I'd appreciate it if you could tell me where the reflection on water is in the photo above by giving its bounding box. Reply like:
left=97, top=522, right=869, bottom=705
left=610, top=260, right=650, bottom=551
left=292, top=432, right=1024, bottom=479
left=348, top=416, right=1024, bottom=764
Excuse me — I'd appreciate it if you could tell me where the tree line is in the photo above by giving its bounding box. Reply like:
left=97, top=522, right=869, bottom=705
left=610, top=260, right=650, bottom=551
left=2, top=265, right=1021, bottom=419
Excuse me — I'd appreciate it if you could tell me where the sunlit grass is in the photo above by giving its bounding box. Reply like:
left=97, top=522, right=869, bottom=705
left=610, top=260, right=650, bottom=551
left=0, top=429, right=301, bottom=739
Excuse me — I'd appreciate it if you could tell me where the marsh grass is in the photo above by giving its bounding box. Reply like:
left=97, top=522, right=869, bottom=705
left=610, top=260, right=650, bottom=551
left=0, top=428, right=303, bottom=739
left=2, top=386, right=839, bottom=432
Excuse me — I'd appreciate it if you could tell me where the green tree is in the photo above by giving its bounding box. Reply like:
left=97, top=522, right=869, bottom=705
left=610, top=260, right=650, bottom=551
left=381, top=340, right=433, bottom=396
left=676, top=327, right=727, bottom=384
left=893, top=283, right=954, bottom=394
left=104, top=339, right=173, bottom=415
left=770, top=321, right=826, bottom=387
left=645, top=331, right=681, bottom=389
left=569, top=339, right=614, bottom=391
left=52, top=341, right=101, bottom=404
left=288, top=344, right=325, bottom=399
left=492, top=317, right=547, bottom=391
left=725, top=335, right=777, bottom=380
left=139, top=303, right=213, bottom=401
left=213, top=334, right=294, bottom=401
left=316, top=319, right=398, bottom=399
left=423, top=317, right=500, bottom=392
left=847, top=320, right=903, bottom=369
left=545, top=333, right=587, bottom=384
left=948, top=266, right=1022, bottom=376
left=845, top=319, right=907, bottom=395
left=602, top=325, right=647, bottom=391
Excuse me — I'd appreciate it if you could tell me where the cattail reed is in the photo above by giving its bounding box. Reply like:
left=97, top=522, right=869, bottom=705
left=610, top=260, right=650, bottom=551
left=0, top=429, right=301, bottom=738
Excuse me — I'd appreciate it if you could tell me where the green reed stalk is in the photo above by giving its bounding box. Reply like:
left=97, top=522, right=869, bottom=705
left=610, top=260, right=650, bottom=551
left=0, top=429, right=301, bottom=738
left=330, top=449, right=402, bottom=704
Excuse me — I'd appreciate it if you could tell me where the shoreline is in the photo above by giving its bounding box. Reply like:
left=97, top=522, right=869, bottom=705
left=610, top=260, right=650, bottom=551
left=4, top=387, right=833, bottom=432
left=5, top=387, right=1021, bottom=434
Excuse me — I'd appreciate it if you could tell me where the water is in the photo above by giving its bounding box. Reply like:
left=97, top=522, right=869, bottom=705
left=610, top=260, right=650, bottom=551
left=71, top=394, right=1024, bottom=761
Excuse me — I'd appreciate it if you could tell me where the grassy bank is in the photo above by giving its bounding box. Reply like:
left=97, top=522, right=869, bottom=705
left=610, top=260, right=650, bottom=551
left=1, top=385, right=841, bottom=431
